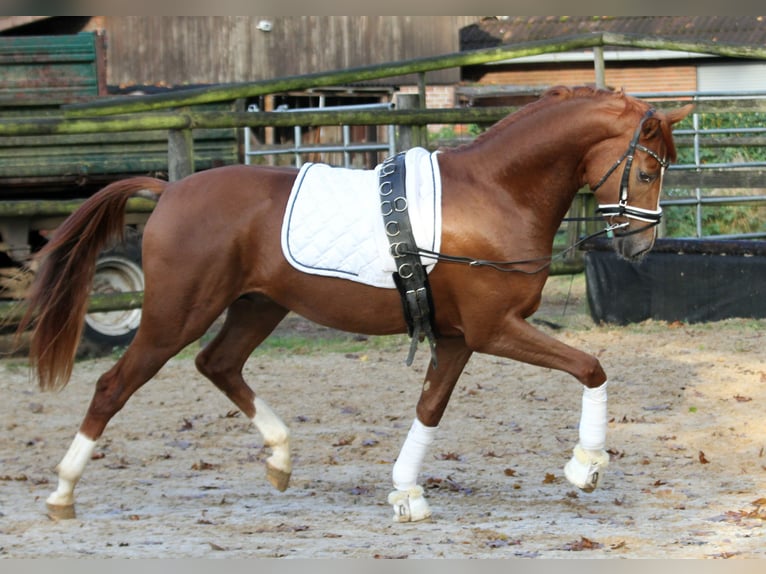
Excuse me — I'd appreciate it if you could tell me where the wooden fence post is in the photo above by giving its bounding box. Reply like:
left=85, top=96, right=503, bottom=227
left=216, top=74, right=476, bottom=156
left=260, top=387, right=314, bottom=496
left=395, top=93, right=423, bottom=152
left=168, top=125, right=194, bottom=181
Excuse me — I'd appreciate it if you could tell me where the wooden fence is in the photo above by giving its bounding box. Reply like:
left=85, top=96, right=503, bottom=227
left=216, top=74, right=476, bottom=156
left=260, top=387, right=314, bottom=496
left=2, top=31, right=765, bottom=320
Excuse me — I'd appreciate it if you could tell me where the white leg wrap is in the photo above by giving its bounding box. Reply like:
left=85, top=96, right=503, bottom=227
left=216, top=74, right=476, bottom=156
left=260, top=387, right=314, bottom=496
left=392, top=418, right=436, bottom=490
left=388, top=418, right=436, bottom=522
left=253, top=398, right=291, bottom=475
left=578, top=381, right=608, bottom=451
left=46, top=432, right=96, bottom=508
left=564, top=381, right=609, bottom=492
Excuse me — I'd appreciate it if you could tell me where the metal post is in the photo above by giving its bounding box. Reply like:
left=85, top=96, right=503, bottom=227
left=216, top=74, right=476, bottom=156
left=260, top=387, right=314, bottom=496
left=294, top=125, right=302, bottom=168
left=593, top=46, right=606, bottom=89
left=693, top=111, right=702, bottom=237
left=343, top=124, right=351, bottom=167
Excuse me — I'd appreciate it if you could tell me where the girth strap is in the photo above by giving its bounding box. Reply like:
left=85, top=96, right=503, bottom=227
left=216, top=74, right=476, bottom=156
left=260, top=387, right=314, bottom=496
left=378, top=152, right=438, bottom=368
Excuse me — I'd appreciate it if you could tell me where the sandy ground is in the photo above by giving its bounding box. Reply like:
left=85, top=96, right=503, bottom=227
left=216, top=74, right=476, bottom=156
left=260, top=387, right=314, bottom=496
left=1, top=275, right=764, bottom=559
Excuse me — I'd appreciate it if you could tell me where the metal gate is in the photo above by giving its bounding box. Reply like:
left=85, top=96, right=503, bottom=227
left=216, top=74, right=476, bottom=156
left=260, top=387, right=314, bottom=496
left=244, top=102, right=396, bottom=169
left=637, top=90, right=766, bottom=240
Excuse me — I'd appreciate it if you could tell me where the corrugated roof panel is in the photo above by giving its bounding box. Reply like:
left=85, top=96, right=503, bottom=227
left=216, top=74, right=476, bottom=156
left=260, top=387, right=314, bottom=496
left=461, top=16, right=766, bottom=51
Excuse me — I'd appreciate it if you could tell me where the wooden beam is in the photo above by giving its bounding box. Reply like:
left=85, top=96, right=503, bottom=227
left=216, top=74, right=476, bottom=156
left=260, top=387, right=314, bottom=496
left=0, top=291, right=144, bottom=324
left=60, top=34, right=606, bottom=116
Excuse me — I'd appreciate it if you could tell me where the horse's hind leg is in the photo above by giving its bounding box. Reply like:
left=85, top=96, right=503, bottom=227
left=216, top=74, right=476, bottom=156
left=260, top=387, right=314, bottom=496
left=46, top=336, right=196, bottom=519
left=194, top=294, right=292, bottom=491
left=45, top=287, right=230, bottom=519
left=388, top=336, right=473, bottom=522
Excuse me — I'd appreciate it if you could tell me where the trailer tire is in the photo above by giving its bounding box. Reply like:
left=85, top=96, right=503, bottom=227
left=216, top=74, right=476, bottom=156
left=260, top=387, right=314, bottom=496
left=82, top=229, right=144, bottom=352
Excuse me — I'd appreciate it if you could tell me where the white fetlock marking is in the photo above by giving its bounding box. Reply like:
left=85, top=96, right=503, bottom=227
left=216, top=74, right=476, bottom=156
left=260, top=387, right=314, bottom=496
left=387, top=485, right=432, bottom=522
left=564, top=443, right=609, bottom=492
left=46, top=432, right=96, bottom=508
left=253, top=397, right=291, bottom=474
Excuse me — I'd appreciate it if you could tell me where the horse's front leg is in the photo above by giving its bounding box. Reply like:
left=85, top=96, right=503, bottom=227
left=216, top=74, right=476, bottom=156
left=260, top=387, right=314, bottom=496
left=388, top=337, right=472, bottom=522
left=469, top=316, right=610, bottom=493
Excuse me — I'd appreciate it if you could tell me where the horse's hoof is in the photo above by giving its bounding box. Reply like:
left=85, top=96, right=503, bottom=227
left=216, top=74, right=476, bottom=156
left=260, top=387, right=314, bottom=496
left=387, top=486, right=432, bottom=523
left=46, top=502, right=76, bottom=520
left=564, top=444, right=609, bottom=492
left=266, top=464, right=291, bottom=492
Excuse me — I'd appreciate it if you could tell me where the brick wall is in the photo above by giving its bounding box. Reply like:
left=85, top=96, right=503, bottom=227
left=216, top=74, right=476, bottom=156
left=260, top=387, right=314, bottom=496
left=475, top=65, right=698, bottom=94
left=396, top=85, right=458, bottom=135
left=397, top=84, right=455, bottom=108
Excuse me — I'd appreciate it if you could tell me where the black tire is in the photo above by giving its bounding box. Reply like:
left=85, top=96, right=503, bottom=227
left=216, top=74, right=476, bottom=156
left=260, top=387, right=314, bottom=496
left=82, top=228, right=144, bottom=352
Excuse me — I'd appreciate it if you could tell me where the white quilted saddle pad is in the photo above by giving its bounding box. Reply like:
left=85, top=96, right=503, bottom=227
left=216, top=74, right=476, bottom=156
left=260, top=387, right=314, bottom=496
left=281, top=147, right=442, bottom=289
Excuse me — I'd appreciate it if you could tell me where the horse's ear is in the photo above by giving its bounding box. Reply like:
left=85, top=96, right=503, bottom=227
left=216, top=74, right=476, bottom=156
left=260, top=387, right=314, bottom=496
left=644, top=103, right=695, bottom=139
left=641, top=116, right=662, bottom=140
left=665, top=103, right=695, bottom=126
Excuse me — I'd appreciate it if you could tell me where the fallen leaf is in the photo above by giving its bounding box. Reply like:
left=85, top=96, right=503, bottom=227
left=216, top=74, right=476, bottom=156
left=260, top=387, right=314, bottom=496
left=733, top=394, right=752, bottom=402
left=563, top=536, right=602, bottom=551
left=0, top=474, right=28, bottom=482
left=424, top=475, right=473, bottom=494
left=504, top=468, right=517, bottom=477
left=274, top=523, right=309, bottom=532
left=348, top=485, right=372, bottom=496
left=332, top=436, right=354, bottom=446
left=438, top=452, right=463, bottom=461
left=543, top=473, right=557, bottom=484
left=698, top=451, right=710, bottom=464
left=709, top=552, right=738, bottom=559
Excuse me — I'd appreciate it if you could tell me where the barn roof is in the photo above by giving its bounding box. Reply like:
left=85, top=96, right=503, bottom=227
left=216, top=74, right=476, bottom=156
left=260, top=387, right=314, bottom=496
left=460, top=16, right=766, bottom=52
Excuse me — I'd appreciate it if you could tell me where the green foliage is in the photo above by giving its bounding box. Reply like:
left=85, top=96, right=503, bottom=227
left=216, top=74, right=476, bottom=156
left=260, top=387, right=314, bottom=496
left=662, top=111, right=766, bottom=238
left=429, top=123, right=484, bottom=143
left=663, top=202, right=765, bottom=238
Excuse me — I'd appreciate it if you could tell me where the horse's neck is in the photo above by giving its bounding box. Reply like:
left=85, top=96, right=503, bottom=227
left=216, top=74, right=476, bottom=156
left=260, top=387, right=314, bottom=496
left=453, top=100, right=615, bottom=215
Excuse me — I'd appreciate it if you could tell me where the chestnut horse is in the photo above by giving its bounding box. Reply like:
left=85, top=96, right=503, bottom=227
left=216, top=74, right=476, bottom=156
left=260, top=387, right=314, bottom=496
left=19, top=86, right=692, bottom=522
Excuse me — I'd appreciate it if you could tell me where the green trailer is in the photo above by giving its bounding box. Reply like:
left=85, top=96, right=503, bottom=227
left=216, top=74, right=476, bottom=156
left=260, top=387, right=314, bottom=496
left=0, top=32, right=241, bottom=349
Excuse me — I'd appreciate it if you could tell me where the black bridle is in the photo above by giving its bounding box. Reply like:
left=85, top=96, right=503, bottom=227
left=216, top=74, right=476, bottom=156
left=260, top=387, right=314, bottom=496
left=592, top=108, right=668, bottom=227
left=403, top=109, right=669, bottom=275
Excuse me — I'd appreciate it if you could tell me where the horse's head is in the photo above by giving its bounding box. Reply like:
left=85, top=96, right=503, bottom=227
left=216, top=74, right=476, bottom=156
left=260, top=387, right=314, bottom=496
left=585, top=94, right=693, bottom=260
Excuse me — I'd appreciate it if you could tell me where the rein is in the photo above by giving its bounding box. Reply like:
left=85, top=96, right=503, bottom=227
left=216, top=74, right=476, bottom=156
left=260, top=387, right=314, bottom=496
left=406, top=220, right=627, bottom=275
left=400, top=108, right=668, bottom=276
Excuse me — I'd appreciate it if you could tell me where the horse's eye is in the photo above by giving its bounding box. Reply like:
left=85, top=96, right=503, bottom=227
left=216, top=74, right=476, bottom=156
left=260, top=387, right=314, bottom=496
left=638, top=170, right=654, bottom=183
